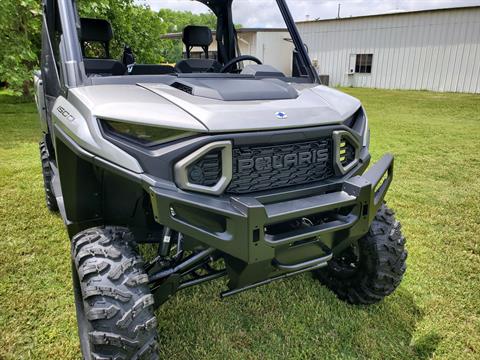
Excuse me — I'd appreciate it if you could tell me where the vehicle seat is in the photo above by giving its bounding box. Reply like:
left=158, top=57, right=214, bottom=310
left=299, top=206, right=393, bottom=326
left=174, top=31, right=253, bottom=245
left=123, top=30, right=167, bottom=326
left=175, top=25, right=221, bottom=73
left=129, top=65, right=176, bottom=75
left=80, top=18, right=126, bottom=76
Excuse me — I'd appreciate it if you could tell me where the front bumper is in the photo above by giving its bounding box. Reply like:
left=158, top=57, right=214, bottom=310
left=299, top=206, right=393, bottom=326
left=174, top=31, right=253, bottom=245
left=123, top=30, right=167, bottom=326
left=149, top=153, right=394, bottom=271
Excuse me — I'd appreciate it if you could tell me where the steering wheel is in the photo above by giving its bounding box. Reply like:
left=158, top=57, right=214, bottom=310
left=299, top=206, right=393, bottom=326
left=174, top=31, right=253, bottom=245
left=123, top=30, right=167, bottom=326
left=220, top=55, right=263, bottom=73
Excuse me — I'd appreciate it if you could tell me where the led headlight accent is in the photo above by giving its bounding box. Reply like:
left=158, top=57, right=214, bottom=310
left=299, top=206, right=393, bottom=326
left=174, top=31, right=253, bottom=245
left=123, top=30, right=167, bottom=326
left=333, top=130, right=361, bottom=175
left=102, top=120, right=194, bottom=147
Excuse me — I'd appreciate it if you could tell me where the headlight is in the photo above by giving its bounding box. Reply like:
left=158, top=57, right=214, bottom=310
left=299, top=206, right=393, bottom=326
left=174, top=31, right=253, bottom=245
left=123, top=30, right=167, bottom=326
left=342, top=107, right=369, bottom=147
left=101, top=120, right=195, bottom=147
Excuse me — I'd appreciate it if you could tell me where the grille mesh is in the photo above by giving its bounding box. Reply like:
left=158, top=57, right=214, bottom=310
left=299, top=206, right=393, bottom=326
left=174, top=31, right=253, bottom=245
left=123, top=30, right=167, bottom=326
left=187, top=150, right=222, bottom=187
left=226, top=139, right=334, bottom=194
left=340, top=138, right=356, bottom=167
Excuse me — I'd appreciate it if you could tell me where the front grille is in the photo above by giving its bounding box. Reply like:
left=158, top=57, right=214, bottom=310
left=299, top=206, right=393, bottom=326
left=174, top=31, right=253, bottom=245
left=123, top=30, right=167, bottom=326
left=226, top=138, right=334, bottom=194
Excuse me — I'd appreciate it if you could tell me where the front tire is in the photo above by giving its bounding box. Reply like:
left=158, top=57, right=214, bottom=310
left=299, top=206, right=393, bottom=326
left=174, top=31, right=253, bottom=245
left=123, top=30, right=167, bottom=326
left=314, top=204, right=407, bottom=305
left=72, top=227, right=159, bottom=359
left=39, top=141, right=58, bottom=212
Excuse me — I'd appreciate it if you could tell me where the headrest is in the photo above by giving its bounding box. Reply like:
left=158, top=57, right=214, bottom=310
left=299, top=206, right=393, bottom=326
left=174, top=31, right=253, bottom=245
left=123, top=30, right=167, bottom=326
left=80, top=18, right=113, bottom=43
left=182, top=25, right=213, bottom=47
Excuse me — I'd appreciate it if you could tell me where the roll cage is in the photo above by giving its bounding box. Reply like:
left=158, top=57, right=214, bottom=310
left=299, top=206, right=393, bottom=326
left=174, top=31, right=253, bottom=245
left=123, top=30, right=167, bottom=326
left=41, top=0, right=319, bottom=95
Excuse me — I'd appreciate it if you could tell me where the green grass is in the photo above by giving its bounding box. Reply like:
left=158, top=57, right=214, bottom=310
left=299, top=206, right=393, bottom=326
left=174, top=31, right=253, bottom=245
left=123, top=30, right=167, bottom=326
left=0, top=89, right=479, bottom=359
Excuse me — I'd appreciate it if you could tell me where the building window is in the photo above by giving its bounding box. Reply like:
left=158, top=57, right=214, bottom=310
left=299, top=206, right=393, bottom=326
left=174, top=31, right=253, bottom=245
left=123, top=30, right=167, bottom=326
left=355, top=54, right=373, bottom=73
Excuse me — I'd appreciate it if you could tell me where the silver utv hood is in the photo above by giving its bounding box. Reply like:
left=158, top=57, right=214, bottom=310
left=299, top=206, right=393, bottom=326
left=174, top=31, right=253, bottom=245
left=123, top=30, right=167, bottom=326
left=71, top=81, right=361, bottom=133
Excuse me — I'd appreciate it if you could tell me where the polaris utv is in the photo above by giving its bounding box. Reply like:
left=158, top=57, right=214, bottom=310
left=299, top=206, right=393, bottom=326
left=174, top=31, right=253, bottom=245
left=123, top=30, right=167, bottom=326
left=35, top=0, right=407, bottom=358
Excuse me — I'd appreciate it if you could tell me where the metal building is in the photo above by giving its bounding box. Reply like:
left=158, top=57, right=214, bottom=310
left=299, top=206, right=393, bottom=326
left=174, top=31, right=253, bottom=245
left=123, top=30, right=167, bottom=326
left=297, top=6, right=480, bottom=93
left=162, top=28, right=294, bottom=75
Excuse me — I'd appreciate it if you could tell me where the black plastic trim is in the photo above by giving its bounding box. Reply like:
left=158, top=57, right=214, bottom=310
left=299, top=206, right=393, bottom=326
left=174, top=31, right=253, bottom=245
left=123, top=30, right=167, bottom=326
left=102, top=124, right=360, bottom=184
left=54, top=124, right=143, bottom=185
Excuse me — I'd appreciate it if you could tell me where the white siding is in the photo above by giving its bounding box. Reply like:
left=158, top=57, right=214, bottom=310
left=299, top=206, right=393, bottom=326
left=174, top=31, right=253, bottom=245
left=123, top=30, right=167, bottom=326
left=255, top=32, right=293, bottom=75
left=192, top=31, right=293, bottom=75
left=297, top=7, right=480, bottom=93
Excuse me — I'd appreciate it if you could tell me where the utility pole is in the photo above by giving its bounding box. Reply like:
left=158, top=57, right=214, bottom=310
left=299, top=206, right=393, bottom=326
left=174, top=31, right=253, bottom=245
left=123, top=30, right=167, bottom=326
left=337, top=3, right=342, bottom=18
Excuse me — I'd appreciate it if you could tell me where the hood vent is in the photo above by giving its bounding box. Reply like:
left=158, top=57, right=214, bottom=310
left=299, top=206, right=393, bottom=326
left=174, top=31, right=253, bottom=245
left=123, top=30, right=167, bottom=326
left=165, top=78, right=298, bottom=101
left=171, top=82, right=193, bottom=95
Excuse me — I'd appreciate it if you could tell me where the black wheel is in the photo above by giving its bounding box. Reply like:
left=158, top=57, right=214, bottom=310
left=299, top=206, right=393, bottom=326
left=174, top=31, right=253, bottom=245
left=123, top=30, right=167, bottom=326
left=72, top=227, right=159, bottom=360
left=314, top=204, right=407, bottom=305
left=39, top=141, right=58, bottom=212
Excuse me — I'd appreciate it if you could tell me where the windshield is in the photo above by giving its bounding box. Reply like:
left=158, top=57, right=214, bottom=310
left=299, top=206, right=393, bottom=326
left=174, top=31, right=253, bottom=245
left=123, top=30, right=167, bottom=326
left=77, top=0, right=315, bottom=82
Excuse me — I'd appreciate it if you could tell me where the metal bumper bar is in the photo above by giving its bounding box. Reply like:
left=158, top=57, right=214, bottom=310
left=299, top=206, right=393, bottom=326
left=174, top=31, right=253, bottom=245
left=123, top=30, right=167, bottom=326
left=149, top=154, right=394, bottom=264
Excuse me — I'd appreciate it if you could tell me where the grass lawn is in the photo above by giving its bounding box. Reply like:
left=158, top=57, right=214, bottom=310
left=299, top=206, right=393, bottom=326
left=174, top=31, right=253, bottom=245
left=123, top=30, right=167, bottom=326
left=0, top=88, right=479, bottom=359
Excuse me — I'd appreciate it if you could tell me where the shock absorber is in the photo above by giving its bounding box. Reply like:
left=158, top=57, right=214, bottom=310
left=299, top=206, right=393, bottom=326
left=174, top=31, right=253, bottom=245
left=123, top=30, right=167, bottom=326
left=159, top=227, right=173, bottom=257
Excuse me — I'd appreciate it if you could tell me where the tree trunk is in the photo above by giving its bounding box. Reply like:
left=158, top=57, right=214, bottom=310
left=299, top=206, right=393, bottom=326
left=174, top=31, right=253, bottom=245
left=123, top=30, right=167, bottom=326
left=22, top=79, right=31, bottom=97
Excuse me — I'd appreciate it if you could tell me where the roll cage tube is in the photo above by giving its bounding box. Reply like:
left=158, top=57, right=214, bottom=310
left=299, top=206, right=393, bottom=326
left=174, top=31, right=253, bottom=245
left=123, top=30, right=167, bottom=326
left=54, top=0, right=86, bottom=88
left=201, top=0, right=236, bottom=66
left=275, top=0, right=320, bottom=83
left=202, top=0, right=319, bottom=83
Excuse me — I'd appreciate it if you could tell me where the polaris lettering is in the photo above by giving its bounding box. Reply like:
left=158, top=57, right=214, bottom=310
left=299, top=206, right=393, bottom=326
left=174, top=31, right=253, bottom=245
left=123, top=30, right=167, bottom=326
left=237, top=149, right=329, bottom=172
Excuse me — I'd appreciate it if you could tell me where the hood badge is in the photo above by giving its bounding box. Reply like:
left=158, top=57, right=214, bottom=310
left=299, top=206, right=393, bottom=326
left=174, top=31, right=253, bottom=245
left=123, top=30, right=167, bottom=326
left=275, top=111, right=288, bottom=120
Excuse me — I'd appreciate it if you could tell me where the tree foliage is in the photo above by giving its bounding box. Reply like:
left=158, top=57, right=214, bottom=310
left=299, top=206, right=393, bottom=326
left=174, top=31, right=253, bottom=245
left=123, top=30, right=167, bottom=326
left=79, top=0, right=167, bottom=63
left=78, top=2, right=216, bottom=64
left=0, top=0, right=216, bottom=96
left=0, top=0, right=42, bottom=96
left=156, top=8, right=217, bottom=62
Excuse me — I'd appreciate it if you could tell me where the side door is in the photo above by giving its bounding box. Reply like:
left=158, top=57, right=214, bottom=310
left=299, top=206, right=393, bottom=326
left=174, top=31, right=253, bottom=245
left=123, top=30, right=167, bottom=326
left=39, top=0, right=63, bottom=136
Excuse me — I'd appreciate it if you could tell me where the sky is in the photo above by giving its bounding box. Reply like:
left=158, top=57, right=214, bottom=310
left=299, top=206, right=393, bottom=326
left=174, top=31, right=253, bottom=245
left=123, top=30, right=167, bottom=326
left=136, top=0, right=480, bottom=27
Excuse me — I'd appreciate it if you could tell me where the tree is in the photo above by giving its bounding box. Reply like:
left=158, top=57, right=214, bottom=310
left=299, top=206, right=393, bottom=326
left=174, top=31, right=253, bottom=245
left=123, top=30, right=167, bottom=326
left=0, top=0, right=217, bottom=96
left=156, top=9, right=217, bottom=63
left=78, top=0, right=169, bottom=63
left=0, top=0, right=41, bottom=96
left=78, top=2, right=217, bottom=64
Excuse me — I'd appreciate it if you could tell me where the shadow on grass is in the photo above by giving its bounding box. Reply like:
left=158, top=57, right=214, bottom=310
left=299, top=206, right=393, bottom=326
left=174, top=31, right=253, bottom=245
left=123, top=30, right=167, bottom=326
left=0, top=102, right=40, bottom=149
left=346, top=286, right=441, bottom=360
left=0, top=97, right=49, bottom=151
left=155, top=275, right=438, bottom=360
left=412, top=332, right=442, bottom=359
left=0, top=90, right=34, bottom=102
